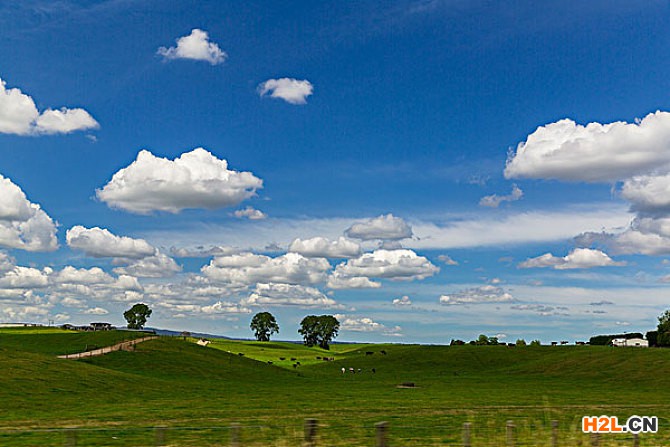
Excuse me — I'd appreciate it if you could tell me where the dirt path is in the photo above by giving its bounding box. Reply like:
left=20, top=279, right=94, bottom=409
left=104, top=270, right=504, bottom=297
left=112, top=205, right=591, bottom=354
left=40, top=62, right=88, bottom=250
left=57, top=336, right=158, bottom=359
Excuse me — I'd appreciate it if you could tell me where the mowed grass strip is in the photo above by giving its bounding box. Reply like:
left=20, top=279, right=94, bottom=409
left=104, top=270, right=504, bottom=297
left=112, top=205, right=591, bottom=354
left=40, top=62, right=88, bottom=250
left=0, top=329, right=669, bottom=446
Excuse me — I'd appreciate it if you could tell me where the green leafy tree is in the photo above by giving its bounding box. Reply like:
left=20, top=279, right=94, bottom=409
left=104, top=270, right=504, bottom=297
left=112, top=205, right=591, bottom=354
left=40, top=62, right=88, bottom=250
left=530, top=339, right=541, bottom=346
left=515, top=338, right=527, bottom=347
left=298, top=315, right=340, bottom=350
left=646, top=330, right=658, bottom=347
left=250, top=312, right=279, bottom=341
left=475, top=334, right=489, bottom=345
left=124, top=303, right=152, bottom=329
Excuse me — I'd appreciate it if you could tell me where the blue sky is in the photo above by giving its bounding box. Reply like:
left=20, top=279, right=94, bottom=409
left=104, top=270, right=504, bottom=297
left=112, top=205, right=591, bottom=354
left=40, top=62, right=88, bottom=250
left=1, top=0, right=670, bottom=343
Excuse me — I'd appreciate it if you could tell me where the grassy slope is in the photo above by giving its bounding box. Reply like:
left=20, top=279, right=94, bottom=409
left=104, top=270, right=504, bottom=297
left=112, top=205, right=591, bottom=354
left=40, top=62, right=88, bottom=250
left=0, top=330, right=668, bottom=446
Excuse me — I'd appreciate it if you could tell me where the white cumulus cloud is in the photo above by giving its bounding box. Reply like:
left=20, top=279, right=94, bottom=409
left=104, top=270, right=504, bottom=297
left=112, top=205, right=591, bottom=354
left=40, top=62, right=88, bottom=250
left=157, top=29, right=227, bottom=65
left=326, top=272, right=381, bottom=290
left=66, top=226, right=156, bottom=259
left=392, top=295, right=412, bottom=306
left=518, top=248, right=626, bottom=270
left=96, top=148, right=263, bottom=214
left=243, top=282, right=339, bottom=308
left=0, top=77, right=98, bottom=136
left=258, top=78, right=313, bottom=105
left=202, top=252, right=331, bottom=287
left=53, top=266, right=114, bottom=285
left=345, top=214, right=413, bottom=241
left=234, top=206, right=267, bottom=220
left=0, top=175, right=58, bottom=252
left=113, top=252, right=181, bottom=278
left=289, top=236, right=361, bottom=258
left=335, top=314, right=403, bottom=336
left=331, top=249, right=439, bottom=282
left=505, top=111, right=670, bottom=182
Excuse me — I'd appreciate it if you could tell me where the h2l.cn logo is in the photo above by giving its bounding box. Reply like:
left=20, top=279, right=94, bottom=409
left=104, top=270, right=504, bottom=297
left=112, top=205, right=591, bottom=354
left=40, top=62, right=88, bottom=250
left=582, top=416, right=658, bottom=434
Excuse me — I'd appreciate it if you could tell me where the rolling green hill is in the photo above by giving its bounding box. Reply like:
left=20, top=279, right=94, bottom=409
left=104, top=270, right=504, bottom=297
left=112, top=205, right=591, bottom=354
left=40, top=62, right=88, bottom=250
left=0, top=329, right=667, bottom=446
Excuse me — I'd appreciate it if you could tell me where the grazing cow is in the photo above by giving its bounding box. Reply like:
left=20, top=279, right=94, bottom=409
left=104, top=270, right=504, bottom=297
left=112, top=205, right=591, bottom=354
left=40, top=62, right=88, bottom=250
left=290, top=357, right=297, bottom=361
left=372, top=368, right=376, bottom=374
left=293, top=364, right=298, bottom=368
left=267, top=361, right=273, bottom=364
left=380, top=350, right=387, bottom=355
left=238, top=353, right=245, bottom=356
left=551, top=341, right=558, bottom=346
left=279, top=357, right=286, bottom=360
left=357, top=368, right=362, bottom=373
left=349, top=367, right=355, bottom=373
left=296, top=361, right=301, bottom=366
left=316, top=356, right=322, bottom=360
left=341, top=367, right=346, bottom=374
left=365, top=351, right=374, bottom=356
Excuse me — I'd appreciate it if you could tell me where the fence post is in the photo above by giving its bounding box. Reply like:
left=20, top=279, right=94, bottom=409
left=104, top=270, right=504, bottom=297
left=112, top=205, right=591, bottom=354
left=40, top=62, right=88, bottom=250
left=551, top=420, right=558, bottom=447
left=506, top=420, right=515, bottom=447
left=155, top=426, right=166, bottom=446
left=230, top=422, right=241, bottom=447
left=375, top=421, right=389, bottom=447
left=305, top=418, right=318, bottom=447
left=633, top=433, right=639, bottom=447
left=64, top=429, right=77, bottom=447
left=463, top=422, right=471, bottom=447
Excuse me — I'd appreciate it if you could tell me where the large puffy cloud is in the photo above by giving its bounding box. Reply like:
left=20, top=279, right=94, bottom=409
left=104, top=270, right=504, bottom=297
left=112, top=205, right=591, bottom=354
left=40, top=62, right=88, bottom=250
left=0, top=175, right=58, bottom=252
left=289, top=236, right=361, bottom=258
left=66, top=226, right=156, bottom=258
left=0, top=77, right=98, bottom=136
left=439, top=285, right=514, bottom=305
left=258, top=78, right=313, bottom=105
left=518, top=248, right=626, bottom=270
left=202, top=252, right=331, bottom=287
left=0, top=266, right=51, bottom=289
left=96, top=148, right=263, bottom=214
left=505, top=111, right=670, bottom=182
left=621, top=174, right=670, bottom=214
left=242, top=283, right=339, bottom=308
left=345, top=214, right=413, bottom=241
left=157, top=29, right=227, bottom=65
left=330, top=249, right=439, bottom=282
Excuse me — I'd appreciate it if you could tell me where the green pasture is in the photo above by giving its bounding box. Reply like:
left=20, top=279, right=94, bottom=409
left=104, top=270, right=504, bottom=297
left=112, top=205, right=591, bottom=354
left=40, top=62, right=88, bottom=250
left=0, top=328, right=668, bottom=446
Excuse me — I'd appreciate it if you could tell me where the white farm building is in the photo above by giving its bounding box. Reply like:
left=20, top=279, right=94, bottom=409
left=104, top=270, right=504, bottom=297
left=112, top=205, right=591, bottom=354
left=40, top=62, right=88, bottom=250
left=611, top=338, right=648, bottom=347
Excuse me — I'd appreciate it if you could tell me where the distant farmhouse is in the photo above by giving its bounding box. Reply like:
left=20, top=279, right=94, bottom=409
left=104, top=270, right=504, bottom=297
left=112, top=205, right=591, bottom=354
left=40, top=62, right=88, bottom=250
left=611, top=337, right=648, bottom=347
left=62, top=322, right=115, bottom=331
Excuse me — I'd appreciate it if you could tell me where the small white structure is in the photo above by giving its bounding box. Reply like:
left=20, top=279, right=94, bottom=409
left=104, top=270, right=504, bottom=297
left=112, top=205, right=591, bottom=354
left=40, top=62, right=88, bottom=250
left=611, top=338, right=648, bottom=347
left=197, top=339, right=211, bottom=347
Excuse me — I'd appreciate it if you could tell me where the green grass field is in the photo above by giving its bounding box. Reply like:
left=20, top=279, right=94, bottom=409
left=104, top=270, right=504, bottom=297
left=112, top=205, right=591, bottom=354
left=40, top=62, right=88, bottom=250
left=0, top=328, right=667, bottom=446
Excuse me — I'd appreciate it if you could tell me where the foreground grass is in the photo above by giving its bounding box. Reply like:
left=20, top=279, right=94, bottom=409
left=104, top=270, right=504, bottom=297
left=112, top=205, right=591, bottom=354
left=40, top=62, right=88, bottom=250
left=0, top=329, right=668, bottom=446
